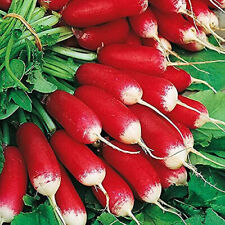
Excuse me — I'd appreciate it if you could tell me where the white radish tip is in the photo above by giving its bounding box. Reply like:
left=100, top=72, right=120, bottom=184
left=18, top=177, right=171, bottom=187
left=0, top=206, right=15, bottom=223
left=121, top=86, right=143, bottom=105
left=194, top=112, right=209, bottom=128
left=80, top=169, right=106, bottom=186
left=162, top=85, right=178, bottom=112
left=33, top=175, right=61, bottom=197
left=87, top=125, right=102, bottom=143
left=177, top=0, right=187, bottom=13
left=168, top=171, right=188, bottom=186
left=142, top=183, right=162, bottom=204
left=113, top=197, right=134, bottom=217
left=165, top=145, right=188, bottom=169
left=62, top=210, right=87, bottom=225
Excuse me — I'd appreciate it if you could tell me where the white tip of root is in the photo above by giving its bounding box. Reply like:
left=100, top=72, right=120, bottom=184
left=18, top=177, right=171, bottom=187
left=121, top=86, right=143, bottom=105
left=62, top=210, right=87, bottom=225
left=80, top=169, right=106, bottom=186
left=165, top=145, right=188, bottom=169
left=142, top=183, right=162, bottom=204
left=33, top=174, right=61, bottom=197
left=0, top=206, right=15, bottom=223
left=88, top=125, right=102, bottom=143
left=113, top=197, right=134, bottom=217
left=168, top=171, right=188, bottom=186
left=162, top=85, right=178, bottom=112
left=194, top=113, right=209, bottom=128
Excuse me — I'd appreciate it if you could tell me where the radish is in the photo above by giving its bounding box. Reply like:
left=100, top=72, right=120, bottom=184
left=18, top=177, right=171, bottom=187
left=56, top=165, right=87, bottom=225
left=73, top=18, right=129, bottom=51
left=102, top=141, right=186, bottom=221
left=46, top=90, right=133, bottom=154
left=152, top=8, right=225, bottom=54
left=74, top=85, right=152, bottom=154
left=158, top=66, right=216, bottom=93
left=0, top=0, right=11, bottom=10
left=128, top=104, right=188, bottom=169
left=0, top=146, right=27, bottom=224
left=16, top=122, right=65, bottom=225
left=124, top=30, right=142, bottom=45
left=38, top=0, right=70, bottom=10
left=61, top=0, right=148, bottom=27
left=167, top=95, right=225, bottom=131
left=92, top=160, right=139, bottom=225
left=50, top=130, right=110, bottom=211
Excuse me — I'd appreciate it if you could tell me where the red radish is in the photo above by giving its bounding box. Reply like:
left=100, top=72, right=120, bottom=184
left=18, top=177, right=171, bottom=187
left=56, top=165, right=87, bottom=225
left=16, top=122, right=64, bottom=224
left=97, top=44, right=168, bottom=75
left=46, top=90, right=131, bottom=153
left=62, top=37, right=80, bottom=48
left=152, top=8, right=225, bottom=54
left=50, top=130, right=110, bottom=210
left=62, top=0, right=148, bottom=27
left=74, top=85, right=147, bottom=148
left=0, top=0, right=11, bottom=10
left=0, top=146, right=27, bottom=224
left=148, top=0, right=187, bottom=13
left=129, top=104, right=188, bottom=169
left=167, top=95, right=225, bottom=130
left=73, top=19, right=129, bottom=51
left=124, top=30, right=142, bottom=45
left=38, top=0, right=69, bottom=10
left=92, top=160, right=139, bottom=224
left=158, top=66, right=216, bottom=93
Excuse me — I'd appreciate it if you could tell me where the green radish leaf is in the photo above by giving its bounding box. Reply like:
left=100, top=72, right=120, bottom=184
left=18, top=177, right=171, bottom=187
left=171, top=37, right=225, bottom=92
left=188, top=90, right=225, bottom=147
left=211, top=195, right=225, bottom=217
left=175, top=214, right=204, bottom=225
left=94, top=213, right=123, bottom=225
left=204, top=209, right=225, bottom=225
left=189, top=152, right=225, bottom=169
left=26, top=69, right=57, bottom=93
left=84, top=189, right=102, bottom=212
left=0, top=59, right=25, bottom=89
left=162, top=186, right=188, bottom=201
left=23, top=194, right=41, bottom=208
left=9, top=89, right=32, bottom=112
left=11, top=201, right=59, bottom=225
left=0, top=103, right=19, bottom=120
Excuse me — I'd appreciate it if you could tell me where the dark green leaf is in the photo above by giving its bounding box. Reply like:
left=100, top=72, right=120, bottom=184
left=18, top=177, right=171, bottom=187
left=0, top=59, right=25, bottom=89
left=11, top=201, right=59, bottom=225
left=175, top=214, right=204, bottom=225
left=0, top=103, right=19, bottom=120
left=23, top=194, right=41, bottom=208
left=95, top=213, right=123, bottom=225
left=204, top=209, right=225, bottom=225
left=162, top=186, right=188, bottom=201
left=26, top=69, right=57, bottom=93
left=9, top=89, right=32, bottom=112
left=211, top=195, right=225, bottom=217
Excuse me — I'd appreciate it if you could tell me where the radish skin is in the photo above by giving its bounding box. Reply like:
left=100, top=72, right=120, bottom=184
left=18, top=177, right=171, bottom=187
left=56, top=165, right=87, bottom=225
left=0, top=147, right=27, bottom=224
left=0, top=0, right=11, bottom=10
left=73, top=19, right=129, bottom=50
left=124, top=31, right=142, bottom=45
left=38, top=0, right=69, bottom=10
left=62, top=0, right=148, bottom=27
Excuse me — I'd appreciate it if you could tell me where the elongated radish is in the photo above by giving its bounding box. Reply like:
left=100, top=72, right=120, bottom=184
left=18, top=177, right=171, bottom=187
left=16, top=122, right=65, bottom=224
left=56, top=165, right=87, bottom=225
left=50, top=130, right=110, bottom=211
left=167, top=95, right=225, bottom=130
left=102, top=141, right=186, bottom=221
left=0, top=146, right=27, bottom=225
left=129, top=104, right=188, bottom=169
left=124, top=30, right=142, bottom=45
left=38, top=0, right=69, bottom=10
left=46, top=90, right=132, bottom=154
left=98, top=44, right=167, bottom=75
left=74, top=85, right=150, bottom=151
left=73, top=19, right=129, bottom=50
left=152, top=8, right=225, bottom=54
left=92, top=160, right=139, bottom=224
left=158, top=66, right=216, bottom=93
left=62, top=0, right=148, bottom=27
left=148, top=0, right=187, bottom=13
left=0, top=0, right=11, bottom=10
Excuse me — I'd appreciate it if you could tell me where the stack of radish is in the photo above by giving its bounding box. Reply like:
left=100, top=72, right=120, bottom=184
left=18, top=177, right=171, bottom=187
left=1, top=0, right=225, bottom=224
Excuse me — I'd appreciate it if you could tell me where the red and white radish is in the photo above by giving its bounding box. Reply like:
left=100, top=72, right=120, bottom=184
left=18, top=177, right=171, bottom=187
left=0, top=146, right=27, bottom=224
left=56, top=165, right=87, bottom=225
left=16, top=122, right=64, bottom=224
left=38, top=0, right=69, bottom=10
left=92, top=160, right=139, bottom=224
left=62, top=0, right=148, bottom=27
left=73, top=18, right=129, bottom=50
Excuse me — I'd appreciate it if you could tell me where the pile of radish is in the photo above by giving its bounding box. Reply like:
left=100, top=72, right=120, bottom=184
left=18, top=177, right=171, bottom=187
left=0, top=0, right=225, bottom=224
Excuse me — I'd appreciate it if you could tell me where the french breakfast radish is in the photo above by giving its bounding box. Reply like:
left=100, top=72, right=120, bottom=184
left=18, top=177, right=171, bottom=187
left=124, top=30, right=142, bottom=45
left=16, top=122, right=65, bottom=224
left=62, top=0, right=148, bottom=27
left=50, top=130, right=110, bottom=211
left=38, top=0, right=69, bottom=10
left=92, top=160, right=139, bottom=224
left=46, top=90, right=132, bottom=154
left=0, top=0, right=11, bottom=10
left=73, top=18, right=129, bottom=50
left=129, top=104, right=188, bottom=169
left=56, top=165, right=87, bottom=225
left=0, top=146, right=27, bottom=224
